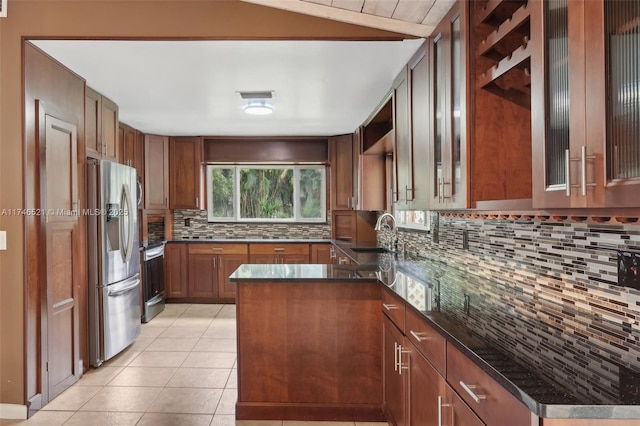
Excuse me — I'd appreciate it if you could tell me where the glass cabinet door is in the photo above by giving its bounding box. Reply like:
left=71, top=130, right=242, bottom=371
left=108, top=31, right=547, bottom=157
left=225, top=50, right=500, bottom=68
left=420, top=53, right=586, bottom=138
left=449, top=15, right=463, bottom=207
left=585, top=0, right=640, bottom=207
left=431, top=32, right=445, bottom=207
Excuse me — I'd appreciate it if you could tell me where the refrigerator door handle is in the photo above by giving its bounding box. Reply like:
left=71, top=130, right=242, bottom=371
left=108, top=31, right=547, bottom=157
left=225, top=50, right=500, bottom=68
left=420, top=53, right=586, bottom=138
left=120, top=183, right=135, bottom=263
left=108, top=278, right=140, bottom=297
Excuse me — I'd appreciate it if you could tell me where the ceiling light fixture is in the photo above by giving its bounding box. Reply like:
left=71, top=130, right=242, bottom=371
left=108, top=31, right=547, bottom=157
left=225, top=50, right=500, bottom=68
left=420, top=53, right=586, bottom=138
left=243, top=100, right=274, bottom=115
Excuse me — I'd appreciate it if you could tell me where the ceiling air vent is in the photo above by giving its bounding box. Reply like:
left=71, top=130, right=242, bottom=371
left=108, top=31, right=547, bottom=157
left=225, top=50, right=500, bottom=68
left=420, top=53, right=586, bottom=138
left=238, top=91, right=274, bottom=99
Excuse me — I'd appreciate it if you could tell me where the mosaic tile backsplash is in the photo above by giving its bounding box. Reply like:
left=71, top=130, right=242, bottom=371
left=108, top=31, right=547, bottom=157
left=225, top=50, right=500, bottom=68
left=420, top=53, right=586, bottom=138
left=390, top=214, right=640, bottom=404
left=172, top=209, right=331, bottom=240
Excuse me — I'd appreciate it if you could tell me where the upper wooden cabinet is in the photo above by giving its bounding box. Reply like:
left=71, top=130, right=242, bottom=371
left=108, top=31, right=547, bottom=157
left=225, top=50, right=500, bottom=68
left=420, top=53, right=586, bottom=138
left=531, top=0, right=640, bottom=209
left=393, top=66, right=412, bottom=209
left=144, top=134, right=169, bottom=209
left=429, top=1, right=469, bottom=210
left=169, top=136, right=203, bottom=210
left=330, top=134, right=356, bottom=210
left=85, top=86, right=118, bottom=161
left=118, top=123, right=137, bottom=168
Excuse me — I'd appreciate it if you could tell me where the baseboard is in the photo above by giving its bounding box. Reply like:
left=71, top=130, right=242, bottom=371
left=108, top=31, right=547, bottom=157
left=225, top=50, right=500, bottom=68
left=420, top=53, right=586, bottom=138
left=0, top=403, right=28, bottom=420
left=236, top=401, right=386, bottom=422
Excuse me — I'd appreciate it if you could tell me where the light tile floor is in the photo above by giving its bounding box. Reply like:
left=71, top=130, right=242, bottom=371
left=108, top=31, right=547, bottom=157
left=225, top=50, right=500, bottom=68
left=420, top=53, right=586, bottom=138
left=1, top=304, right=388, bottom=426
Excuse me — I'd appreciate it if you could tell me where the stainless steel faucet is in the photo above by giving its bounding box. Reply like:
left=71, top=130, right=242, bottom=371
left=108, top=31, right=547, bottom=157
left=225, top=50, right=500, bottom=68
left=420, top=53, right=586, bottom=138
left=375, top=212, right=398, bottom=251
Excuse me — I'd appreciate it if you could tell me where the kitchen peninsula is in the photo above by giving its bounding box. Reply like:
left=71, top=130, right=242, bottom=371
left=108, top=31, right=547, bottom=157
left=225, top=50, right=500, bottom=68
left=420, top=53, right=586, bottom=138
left=230, top=245, right=640, bottom=425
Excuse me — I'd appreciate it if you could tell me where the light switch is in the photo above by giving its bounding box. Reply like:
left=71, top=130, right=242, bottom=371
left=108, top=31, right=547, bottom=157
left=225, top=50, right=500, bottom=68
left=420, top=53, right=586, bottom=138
left=0, top=231, right=6, bottom=250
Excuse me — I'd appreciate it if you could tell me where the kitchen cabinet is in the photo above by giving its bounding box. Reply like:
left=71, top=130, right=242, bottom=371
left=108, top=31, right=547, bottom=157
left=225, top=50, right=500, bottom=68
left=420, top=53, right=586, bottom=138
left=235, top=279, right=383, bottom=421
left=331, top=210, right=377, bottom=242
left=329, top=134, right=356, bottom=210
left=248, top=243, right=310, bottom=264
left=469, top=0, right=532, bottom=208
left=429, top=1, right=469, bottom=210
left=188, top=244, right=248, bottom=301
left=144, top=134, right=169, bottom=209
left=165, top=243, right=188, bottom=299
left=382, top=287, right=489, bottom=426
left=447, top=342, right=531, bottom=426
left=531, top=0, right=640, bottom=208
left=169, top=136, right=203, bottom=210
left=357, top=125, right=386, bottom=211
left=118, top=123, right=137, bottom=168
left=311, top=243, right=334, bottom=264
left=85, top=86, right=118, bottom=161
left=393, top=66, right=411, bottom=210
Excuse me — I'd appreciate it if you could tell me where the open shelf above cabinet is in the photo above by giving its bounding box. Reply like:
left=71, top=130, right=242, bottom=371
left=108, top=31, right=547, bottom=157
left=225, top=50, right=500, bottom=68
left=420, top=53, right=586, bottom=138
left=362, top=95, right=393, bottom=153
left=476, top=0, right=531, bottom=108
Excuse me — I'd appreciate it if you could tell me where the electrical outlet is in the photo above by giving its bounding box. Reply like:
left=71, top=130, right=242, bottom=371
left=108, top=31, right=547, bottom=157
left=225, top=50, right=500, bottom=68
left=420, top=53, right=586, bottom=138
left=462, top=229, right=469, bottom=250
left=618, top=250, right=640, bottom=290
left=184, top=218, right=190, bottom=227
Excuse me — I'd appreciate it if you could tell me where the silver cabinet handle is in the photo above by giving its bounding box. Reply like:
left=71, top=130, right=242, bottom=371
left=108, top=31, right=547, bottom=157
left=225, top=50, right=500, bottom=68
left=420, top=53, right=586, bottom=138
left=195, top=196, right=199, bottom=207
left=212, top=256, right=216, bottom=268
left=437, top=396, right=451, bottom=426
left=409, top=330, right=429, bottom=342
left=274, top=248, right=285, bottom=252
left=565, top=148, right=571, bottom=196
left=438, top=177, right=443, bottom=203
left=393, top=341, right=399, bottom=372
left=211, top=247, right=223, bottom=251
left=382, top=303, right=397, bottom=311
left=329, top=247, right=336, bottom=259
left=580, top=145, right=596, bottom=196
left=459, top=381, right=486, bottom=403
left=398, top=345, right=410, bottom=374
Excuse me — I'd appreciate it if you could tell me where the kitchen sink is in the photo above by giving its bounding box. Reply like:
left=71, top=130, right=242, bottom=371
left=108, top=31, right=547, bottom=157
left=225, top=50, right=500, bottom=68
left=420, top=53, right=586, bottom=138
left=350, top=247, right=392, bottom=253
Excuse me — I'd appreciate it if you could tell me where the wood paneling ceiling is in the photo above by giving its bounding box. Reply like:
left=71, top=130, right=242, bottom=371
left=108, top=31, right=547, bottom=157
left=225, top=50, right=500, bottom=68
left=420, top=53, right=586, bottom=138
left=240, top=0, right=457, bottom=37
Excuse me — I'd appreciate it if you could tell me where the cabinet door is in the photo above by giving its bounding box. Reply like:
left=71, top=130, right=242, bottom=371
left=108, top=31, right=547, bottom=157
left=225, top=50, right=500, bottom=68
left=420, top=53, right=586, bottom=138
left=101, top=95, right=119, bottom=162
left=409, top=43, right=430, bottom=210
left=165, top=243, right=188, bottom=299
left=429, top=3, right=467, bottom=210
left=123, top=125, right=136, bottom=168
left=85, top=87, right=102, bottom=158
left=188, top=254, right=216, bottom=298
left=394, top=66, right=411, bottom=209
left=585, top=0, right=640, bottom=207
left=330, top=134, right=355, bottom=210
left=217, top=253, right=248, bottom=299
left=135, top=130, right=144, bottom=210
left=311, top=244, right=333, bottom=264
left=408, top=345, right=445, bottom=426
left=144, top=134, right=169, bottom=209
left=169, top=136, right=203, bottom=210
left=383, top=315, right=407, bottom=426
left=445, top=383, right=485, bottom=426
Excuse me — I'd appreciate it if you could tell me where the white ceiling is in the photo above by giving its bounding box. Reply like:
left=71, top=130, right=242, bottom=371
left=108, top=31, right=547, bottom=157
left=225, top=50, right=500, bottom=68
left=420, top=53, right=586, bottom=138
left=32, top=39, right=425, bottom=137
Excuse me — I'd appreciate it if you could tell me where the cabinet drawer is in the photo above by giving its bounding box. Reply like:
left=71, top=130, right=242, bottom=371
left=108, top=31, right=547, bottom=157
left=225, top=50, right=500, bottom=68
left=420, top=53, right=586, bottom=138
left=249, top=243, right=310, bottom=255
left=446, top=342, right=532, bottom=426
left=188, top=243, right=248, bottom=255
left=381, top=288, right=405, bottom=332
left=406, top=307, right=446, bottom=376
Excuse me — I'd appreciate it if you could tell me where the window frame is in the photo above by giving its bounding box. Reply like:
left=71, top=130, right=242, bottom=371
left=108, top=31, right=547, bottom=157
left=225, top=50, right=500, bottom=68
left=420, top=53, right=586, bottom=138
left=206, top=164, right=326, bottom=223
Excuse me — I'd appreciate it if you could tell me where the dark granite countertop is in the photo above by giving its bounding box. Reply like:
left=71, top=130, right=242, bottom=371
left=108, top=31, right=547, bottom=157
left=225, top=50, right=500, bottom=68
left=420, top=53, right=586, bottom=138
left=230, top=241, right=640, bottom=420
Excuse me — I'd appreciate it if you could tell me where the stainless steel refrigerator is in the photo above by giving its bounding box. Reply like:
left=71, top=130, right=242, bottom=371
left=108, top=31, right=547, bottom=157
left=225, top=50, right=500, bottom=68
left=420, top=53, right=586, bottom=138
left=87, top=159, right=141, bottom=367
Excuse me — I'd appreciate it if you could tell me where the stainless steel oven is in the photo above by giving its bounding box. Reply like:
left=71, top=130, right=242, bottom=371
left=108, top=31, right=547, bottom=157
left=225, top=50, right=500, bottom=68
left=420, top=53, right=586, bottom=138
left=141, top=243, right=165, bottom=322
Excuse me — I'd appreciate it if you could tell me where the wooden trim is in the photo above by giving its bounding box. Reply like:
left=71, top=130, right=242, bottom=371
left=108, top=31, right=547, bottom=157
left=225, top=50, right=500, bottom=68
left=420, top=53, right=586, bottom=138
left=236, top=402, right=386, bottom=422
left=238, top=0, right=433, bottom=38
left=203, top=137, right=328, bottom=164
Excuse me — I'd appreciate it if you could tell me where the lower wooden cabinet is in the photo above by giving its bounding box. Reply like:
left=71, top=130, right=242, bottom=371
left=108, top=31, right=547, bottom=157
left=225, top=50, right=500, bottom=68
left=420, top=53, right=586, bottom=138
left=165, top=243, right=248, bottom=302
left=165, top=243, right=188, bottom=298
left=383, top=315, right=407, bottom=426
left=248, top=243, right=310, bottom=264
left=311, top=243, right=335, bottom=264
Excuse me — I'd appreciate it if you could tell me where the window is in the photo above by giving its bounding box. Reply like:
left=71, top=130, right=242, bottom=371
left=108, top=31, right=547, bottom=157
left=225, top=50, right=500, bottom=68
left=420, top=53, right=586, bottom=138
left=207, top=165, right=326, bottom=222
left=396, top=210, right=430, bottom=230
